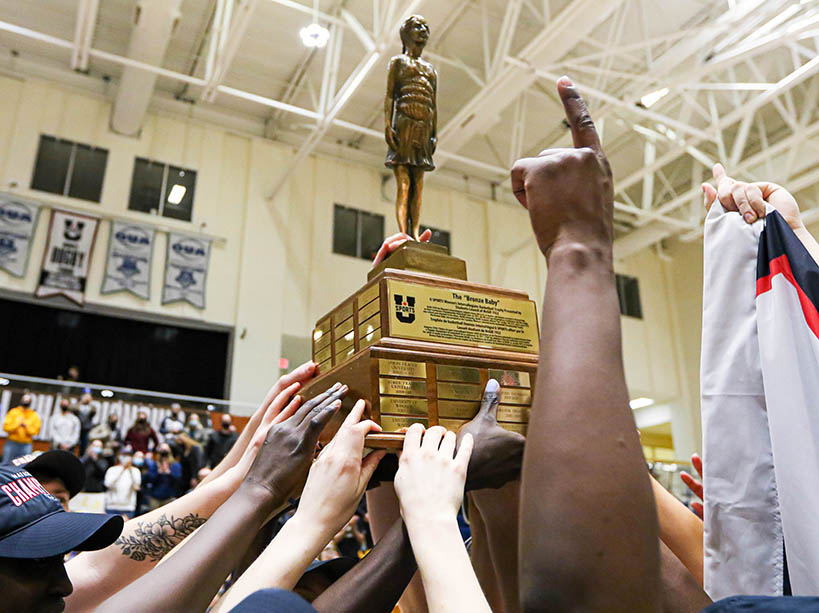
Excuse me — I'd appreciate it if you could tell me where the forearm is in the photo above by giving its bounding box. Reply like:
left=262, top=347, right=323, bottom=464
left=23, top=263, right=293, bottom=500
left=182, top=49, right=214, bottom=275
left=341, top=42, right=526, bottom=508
left=651, top=477, right=703, bottom=585
left=96, top=482, right=277, bottom=613
left=407, top=517, right=490, bottom=613
left=659, top=541, right=711, bottom=613
left=65, top=468, right=240, bottom=612
left=795, top=226, right=819, bottom=265
left=313, top=518, right=417, bottom=613
left=519, top=245, right=659, bottom=611
left=215, top=512, right=332, bottom=612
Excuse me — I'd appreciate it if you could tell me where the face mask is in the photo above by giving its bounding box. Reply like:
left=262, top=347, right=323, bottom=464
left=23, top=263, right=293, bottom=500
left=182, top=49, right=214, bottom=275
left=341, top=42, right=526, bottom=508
left=137, top=418, right=147, bottom=424
left=109, top=420, right=117, bottom=427
left=133, top=458, right=144, bottom=467
left=119, top=456, right=131, bottom=464
left=21, top=399, right=31, bottom=407
left=91, top=446, right=103, bottom=454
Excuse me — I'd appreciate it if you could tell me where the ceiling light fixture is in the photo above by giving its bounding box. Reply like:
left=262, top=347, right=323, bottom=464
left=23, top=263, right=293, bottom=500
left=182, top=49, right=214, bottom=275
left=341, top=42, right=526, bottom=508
left=101, top=389, right=114, bottom=398
left=300, top=0, right=329, bottom=48
left=630, top=397, right=655, bottom=410
left=640, top=87, right=670, bottom=109
left=167, top=184, right=186, bottom=205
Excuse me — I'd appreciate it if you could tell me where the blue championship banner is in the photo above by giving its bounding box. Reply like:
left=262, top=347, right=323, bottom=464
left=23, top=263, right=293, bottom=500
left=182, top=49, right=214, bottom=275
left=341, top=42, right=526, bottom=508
left=162, top=232, right=211, bottom=309
left=101, top=221, right=155, bottom=299
left=35, top=210, right=99, bottom=305
left=0, top=194, right=41, bottom=277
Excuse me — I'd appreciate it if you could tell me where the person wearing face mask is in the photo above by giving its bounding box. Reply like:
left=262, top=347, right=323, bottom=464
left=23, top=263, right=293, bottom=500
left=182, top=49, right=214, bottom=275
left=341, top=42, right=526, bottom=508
left=205, top=414, right=238, bottom=468
left=103, top=448, right=141, bottom=519
left=186, top=412, right=208, bottom=445
left=124, top=411, right=159, bottom=454
left=49, top=399, right=80, bottom=452
left=81, top=440, right=108, bottom=493
left=89, top=413, right=122, bottom=445
left=76, top=393, right=97, bottom=456
left=144, top=443, right=182, bottom=508
left=2, top=393, right=41, bottom=462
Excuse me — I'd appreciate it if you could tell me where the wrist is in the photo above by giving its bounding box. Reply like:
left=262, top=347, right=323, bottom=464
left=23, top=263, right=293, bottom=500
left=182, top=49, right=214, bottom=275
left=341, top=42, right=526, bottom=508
left=237, top=480, right=286, bottom=514
left=402, top=509, right=459, bottom=535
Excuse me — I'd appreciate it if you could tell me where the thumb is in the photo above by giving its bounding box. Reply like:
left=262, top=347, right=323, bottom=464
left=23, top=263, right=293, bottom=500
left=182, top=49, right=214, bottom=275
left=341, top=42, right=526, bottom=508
left=360, top=450, right=387, bottom=486
left=702, top=183, right=717, bottom=211
left=478, top=379, right=501, bottom=420
left=712, top=163, right=727, bottom=183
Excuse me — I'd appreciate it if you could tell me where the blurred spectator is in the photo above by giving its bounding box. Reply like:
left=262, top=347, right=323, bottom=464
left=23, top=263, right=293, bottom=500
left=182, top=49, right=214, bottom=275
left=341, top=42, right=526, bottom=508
left=145, top=443, right=182, bottom=509
left=124, top=410, right=159, bottom=453
left=104, top=448, right=141, bottom=519
left=333, top=515, right=369, bottom=559
left=132, top=450, right=150, bottom=515
left=2, top=393, right=41, bottom=462
left=160, top=403, right=186, bottom=435
left=76, top=393, right=96, bottom=455
left=186, top=413, right=208, bottom=445
left=49, top=399, right=80, bottom=452
left=205, top=414, right=238, bottom=468
left=81, top=440, right=108, bottom=493
left=191, top=466, right=211, bottom=490
left=176, top=432, right=206, bottom=493
left=66, top=365, right=80, bottom=381
left=89, top=412, right=122, bottom=444
left=101, top=440, right=120, bottom=470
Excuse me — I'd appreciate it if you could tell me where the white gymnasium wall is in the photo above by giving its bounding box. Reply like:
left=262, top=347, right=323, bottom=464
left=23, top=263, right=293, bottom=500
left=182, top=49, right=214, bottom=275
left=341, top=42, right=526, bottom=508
left=0, top=75, right=694, bottom=451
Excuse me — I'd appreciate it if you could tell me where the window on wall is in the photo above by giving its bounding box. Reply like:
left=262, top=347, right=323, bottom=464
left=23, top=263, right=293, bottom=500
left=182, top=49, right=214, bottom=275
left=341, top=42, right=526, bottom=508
left=616, top=274, right=643, bottom=319
left=31, top=135, right=108, bottom=202
left=420, top=225, right=451, bottom=251
left=332, top=204, right=385, bottom=260
left=128, top=158, right=196, bottom=222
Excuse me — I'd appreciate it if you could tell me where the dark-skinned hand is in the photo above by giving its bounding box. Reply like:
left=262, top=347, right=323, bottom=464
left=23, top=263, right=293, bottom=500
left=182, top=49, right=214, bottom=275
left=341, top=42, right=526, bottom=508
left=510, top=76, right=613, bottom=258
left=242, top=382, right=348, bottom=507
left=456, top=379, right=525, bottom=491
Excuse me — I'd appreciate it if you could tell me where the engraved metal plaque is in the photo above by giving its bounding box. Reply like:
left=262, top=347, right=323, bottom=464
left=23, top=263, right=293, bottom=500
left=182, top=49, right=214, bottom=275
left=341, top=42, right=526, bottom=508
left=437, top=382, right=482, bottom=401
left=380, top=397, right=429, bottom=416
left=314, top=330, right=331, bottom=351
left=489, top=369, right=531, bottom=388
left=360, top=328, right=381, bottom=349
left=334, top=333, right=355, bottom=353
left=436, top=364, right=481, bottom=383
left=336, top=302, right=354, bottom=322
left=499, top=422, right=527, bottom=435
left=499, top=388, right=532, bottom=405
left=379, top=378, right=427, bottom=397
left=497, top=405, right=529, bottom=423
left=315, top=318, right=331, bottom=336
left=439, top=418, right=469, bottom=432
left=334, top=316, right=354, bottom=337
left=379, top=359, right=427, bottom=379
left=359, top=298, right=380, bottom=322
left=337, top=345, right=356, bottom=365
left=387, top=280, right=539, bottom=353
left=359, top=282, right=379, bottom=306
left=359, top=313, right=380, bottom=337
left=315, top=345, right=332, bottom=364
left=381, top=415, right=429, bottom=431
left=438, top=400, right=481, bottom=419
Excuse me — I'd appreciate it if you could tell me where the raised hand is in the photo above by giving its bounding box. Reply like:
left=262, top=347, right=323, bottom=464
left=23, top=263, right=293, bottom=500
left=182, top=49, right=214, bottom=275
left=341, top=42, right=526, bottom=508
left=394, top=424, right=473, bottom=524
left=510, top=76, right=613, bottom=258
left=703, top=163, right=803, bottom=231
left=680, top=453, right=704, bottom=519
left=371, top=228, right=433, bottom=268
left=242, top=383, right=347, bottom=504
left=456, top=379, right=525, bottom=491
left=296, top=400, right=386, bottom=534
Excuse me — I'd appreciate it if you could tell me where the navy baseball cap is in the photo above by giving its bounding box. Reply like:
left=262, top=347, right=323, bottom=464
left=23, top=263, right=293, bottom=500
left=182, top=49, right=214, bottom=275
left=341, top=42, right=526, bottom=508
left=12, top=450, right=86, bottom=498
left=0, top=464, right=123, bottom=558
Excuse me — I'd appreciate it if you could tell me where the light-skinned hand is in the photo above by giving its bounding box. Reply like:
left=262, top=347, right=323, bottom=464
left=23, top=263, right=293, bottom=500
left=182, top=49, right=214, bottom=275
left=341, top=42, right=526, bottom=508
left=394, top=424, right=473, bottom=526
left=703, top=164, right=803, bottom=230
left=510, top=76, right=613, bottom=258
left=680, top=452, right=704, bottom=520
left=371, top=229, right=433, bottom=268
left=296, top=399, right=385, bottom=534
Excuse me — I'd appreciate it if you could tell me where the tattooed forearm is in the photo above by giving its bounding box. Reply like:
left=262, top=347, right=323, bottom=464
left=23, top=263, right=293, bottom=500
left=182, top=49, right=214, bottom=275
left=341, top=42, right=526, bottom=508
left=116, top=513, right=206, bottom=562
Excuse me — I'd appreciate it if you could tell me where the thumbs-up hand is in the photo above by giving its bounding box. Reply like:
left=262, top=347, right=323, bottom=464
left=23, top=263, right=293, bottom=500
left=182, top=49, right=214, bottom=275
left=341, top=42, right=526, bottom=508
left=511, top=76, right=613, bottom=258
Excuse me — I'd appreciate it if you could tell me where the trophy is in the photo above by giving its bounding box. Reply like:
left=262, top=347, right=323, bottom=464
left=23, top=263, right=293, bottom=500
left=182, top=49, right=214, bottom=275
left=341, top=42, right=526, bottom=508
left=299, top=16, right=539, bottom=448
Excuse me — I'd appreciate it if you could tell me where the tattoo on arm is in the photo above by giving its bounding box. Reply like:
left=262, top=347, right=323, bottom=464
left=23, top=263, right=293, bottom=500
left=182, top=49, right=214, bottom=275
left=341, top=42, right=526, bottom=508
left=116, top=513, right=206, bottom=562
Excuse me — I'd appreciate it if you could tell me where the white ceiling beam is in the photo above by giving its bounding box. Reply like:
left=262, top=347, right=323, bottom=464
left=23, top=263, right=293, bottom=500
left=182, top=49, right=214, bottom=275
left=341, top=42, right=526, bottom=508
left=201, top=0, right=258, bottom=103
left=71, top=0, right=99, bottom=71
left=437, top=0, right=627, bottom=161
left=489, top=0, right=522, bottom=79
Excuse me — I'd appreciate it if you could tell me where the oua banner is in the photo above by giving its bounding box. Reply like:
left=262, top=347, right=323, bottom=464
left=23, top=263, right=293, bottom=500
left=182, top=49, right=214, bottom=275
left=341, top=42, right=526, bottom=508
left=101, top=221, right=155, bottom=300
left=0, top=193, right=41, bottom=277
left=162, top=232, right=211, bottom=309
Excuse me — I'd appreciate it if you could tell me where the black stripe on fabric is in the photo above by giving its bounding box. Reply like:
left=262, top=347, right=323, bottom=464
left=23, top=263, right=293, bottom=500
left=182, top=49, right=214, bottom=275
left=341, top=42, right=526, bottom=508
left=757, top=210, right=819, bottom=310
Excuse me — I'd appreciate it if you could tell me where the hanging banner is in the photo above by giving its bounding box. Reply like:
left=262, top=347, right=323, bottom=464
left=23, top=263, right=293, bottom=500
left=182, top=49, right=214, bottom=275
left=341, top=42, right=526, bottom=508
left=35, top=209, right=99, bottom=305
left=162, top=232, right=211, bottom=309
left=101, top=221, right=155, bottom=299
left=0, top=194, right=41, bottom=277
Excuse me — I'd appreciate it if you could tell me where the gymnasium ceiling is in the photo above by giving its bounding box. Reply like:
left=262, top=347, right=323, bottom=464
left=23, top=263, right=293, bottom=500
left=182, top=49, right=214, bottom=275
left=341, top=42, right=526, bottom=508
left=1, top=0, right=819, bottom=255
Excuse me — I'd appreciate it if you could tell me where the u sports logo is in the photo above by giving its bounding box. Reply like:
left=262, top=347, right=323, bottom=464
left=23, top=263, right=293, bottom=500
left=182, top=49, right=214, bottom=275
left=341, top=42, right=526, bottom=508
left=63, top=219, right=85, bottom=241
left=0, top=202, right=33, bottom=226
left=115, top=226, right=150, bottom=247
left=393, top=294, right=416, bottom=324
left=172, top=237, right=206, bottom=259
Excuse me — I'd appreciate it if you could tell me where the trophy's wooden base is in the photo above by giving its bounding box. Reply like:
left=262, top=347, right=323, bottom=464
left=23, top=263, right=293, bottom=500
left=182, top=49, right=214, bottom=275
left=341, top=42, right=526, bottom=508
left=303, top=242, right=540, bottom=450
